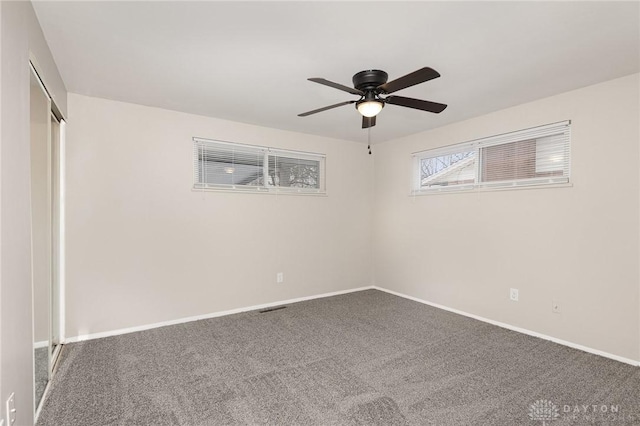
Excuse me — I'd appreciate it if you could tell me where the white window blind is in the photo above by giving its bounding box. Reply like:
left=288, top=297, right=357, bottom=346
left=193, top=137, right=326, bottom=194
left=412, top=121, right=571, bottom=194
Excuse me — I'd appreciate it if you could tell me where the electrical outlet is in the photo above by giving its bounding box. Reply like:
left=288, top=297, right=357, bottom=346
left=276, top=272, right=284, bottom=283
left=510, top=288, right=519, bottom=301
left=6, top=392, right=15, bottom=425
left=552, top=300, right=561, bottom=314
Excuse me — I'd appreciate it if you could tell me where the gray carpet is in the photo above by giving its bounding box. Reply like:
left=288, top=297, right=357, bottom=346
left=37, top=290, right=640, bottom=425
left=35, top=346, right=48, bottom=408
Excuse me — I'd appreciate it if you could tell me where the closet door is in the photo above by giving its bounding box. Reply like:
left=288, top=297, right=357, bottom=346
left=30, top=66, right=52, bottom=411
left=50, top=113, right=62, bottom=360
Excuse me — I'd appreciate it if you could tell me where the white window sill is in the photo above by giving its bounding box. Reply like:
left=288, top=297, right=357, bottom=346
left=192, top=186, right=327, bottom=196
left=410, top=181, right=573, bottom=196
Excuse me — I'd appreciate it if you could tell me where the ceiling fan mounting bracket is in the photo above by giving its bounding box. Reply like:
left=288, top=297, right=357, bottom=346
left=352, top=70, right=388, bottom=92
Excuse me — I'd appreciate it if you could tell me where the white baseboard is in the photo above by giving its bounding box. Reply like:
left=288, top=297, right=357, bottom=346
left=33, top=340, right=48, bottom=349
left=65, top=285, right=375, bottom=344
left=374, top=286, right=639, bottom=367
left=64, top=285, right=639, bottom=367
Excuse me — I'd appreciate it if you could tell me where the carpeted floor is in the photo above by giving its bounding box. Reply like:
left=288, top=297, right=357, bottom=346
left=35, top=346, right=48, bottom=408
left=37, top=290, right=640, bottom=425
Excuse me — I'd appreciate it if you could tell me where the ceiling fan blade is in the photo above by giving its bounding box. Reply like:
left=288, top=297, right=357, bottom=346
left=378, top=67, right=441, bottom=94
left=385, top=96, right=447, bottom=113
left=308, top=78, right=364, bottom=96
left=298, top=100, right=356, bottom=117
left=362, top=116, right=376, bottom=129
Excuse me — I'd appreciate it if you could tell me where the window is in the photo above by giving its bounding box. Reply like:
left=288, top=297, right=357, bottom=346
left=193, top=137, right=326, bottom=194
left=412, top=121, right=570, bottom=194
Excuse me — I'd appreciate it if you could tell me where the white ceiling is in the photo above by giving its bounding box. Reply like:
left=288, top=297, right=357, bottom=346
left=33, top=1, right=640, bottom=144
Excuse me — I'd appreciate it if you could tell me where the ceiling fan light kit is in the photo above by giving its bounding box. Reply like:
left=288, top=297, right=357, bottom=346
left=299, top=67, right=447, bottom=129
left=356, top=99, right=384, bottom=117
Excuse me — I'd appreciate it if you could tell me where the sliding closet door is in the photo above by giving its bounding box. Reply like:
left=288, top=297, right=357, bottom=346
left=50, top=113, right=62, bottom=356
left=30, top=67, right=52, bottom=410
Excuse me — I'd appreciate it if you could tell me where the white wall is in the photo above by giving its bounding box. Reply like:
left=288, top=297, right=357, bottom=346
left=373, top=74, right=640, bottom=362
left=26, top=3, right=66, bottom=118
left=0, top=2, right=67, bottom=424
left=64, top=93, right=374, bottom=338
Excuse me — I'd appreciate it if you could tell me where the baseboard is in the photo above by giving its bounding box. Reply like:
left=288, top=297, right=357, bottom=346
left=373, top=286, right=639, bottom=367
left=65, top=285, right=375, bottom=344
left=34, top=340, right=48, bottom=349
left=64, top=284, right=640, bottom=367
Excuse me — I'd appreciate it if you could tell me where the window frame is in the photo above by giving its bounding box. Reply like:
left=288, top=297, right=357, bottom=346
left=193, top=137, right=326, bottom=195
left=411, top=121, right=571, bottom=195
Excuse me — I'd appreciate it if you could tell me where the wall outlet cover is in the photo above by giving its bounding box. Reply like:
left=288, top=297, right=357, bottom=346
left=510, top=288, right=519, bottom=301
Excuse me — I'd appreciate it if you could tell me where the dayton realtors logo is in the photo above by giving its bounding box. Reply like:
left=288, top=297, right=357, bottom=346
left=529, top=400, right=560, bottom=425
left=529, top=400, right=633, bottom=424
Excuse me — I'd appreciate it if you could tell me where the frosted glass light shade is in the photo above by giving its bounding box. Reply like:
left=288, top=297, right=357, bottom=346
left=357, top=101, right=383, bottom=117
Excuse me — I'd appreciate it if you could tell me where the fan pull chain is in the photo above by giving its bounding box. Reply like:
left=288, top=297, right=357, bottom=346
left=368, top=128, right=372, bottom=155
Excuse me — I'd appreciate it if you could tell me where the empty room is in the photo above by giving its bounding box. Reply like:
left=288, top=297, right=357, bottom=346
left=1, top=1, right=640, bottom=425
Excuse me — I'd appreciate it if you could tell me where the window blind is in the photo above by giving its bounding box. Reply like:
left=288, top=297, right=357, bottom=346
left=412, top=121, right=571, bottom=194
left=193, top=138, right=326, bottom=194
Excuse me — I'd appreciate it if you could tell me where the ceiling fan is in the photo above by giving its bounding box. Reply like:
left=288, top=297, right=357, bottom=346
left=298, top=67, right=447, bottom=128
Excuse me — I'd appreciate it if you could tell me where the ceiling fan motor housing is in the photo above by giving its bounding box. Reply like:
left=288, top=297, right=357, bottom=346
left=352, top=70, right=388, bottom=92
